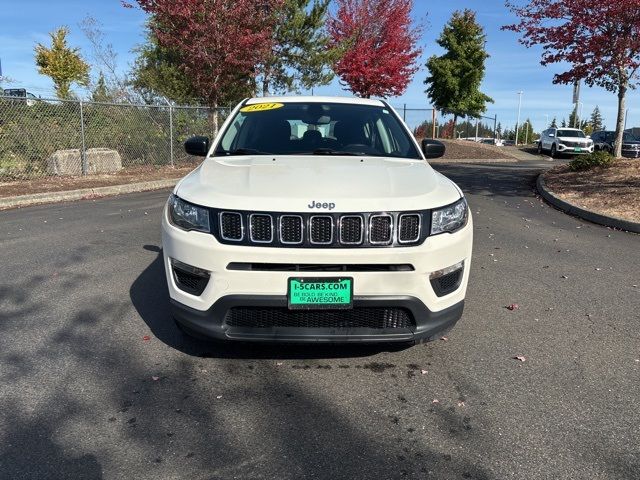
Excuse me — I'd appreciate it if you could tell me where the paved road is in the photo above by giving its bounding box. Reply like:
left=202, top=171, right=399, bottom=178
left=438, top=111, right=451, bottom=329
left=1, top=162, right=638, bottom=480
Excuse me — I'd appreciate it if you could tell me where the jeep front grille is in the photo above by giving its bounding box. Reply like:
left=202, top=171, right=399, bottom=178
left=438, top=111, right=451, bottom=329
left=398, top=214, right=421, bottom=243
left=340, top=216, right=363, bottom=245
left=249, top=214, right=273, bottom=243
left=310, top=216, right=333, bottom=244
left=220, top=212, right=243, bottom=241
left=210, top=209, right=431, bottom=248
left=279, top=215, right=303, bottom=244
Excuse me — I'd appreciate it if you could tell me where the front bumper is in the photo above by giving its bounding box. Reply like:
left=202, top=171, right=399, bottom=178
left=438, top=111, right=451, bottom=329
left=161, top=204, right=473, bottom=343
left=622, top=148, right=640, bottom=158
left=171, top=295, right=464, bottom=343
left=557, top=144, right=594, bottom=154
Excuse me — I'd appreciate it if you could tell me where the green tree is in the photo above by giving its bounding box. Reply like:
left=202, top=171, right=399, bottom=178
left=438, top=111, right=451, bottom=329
left=34, top=27, right=90, bottom=99
left=425, top=9, right=493, bottom=132
left=517, top=118, right=535, bottom=144
left=561, top=118, right=567, bottom=127
left=131, top=29, right=202, bottom=105
left=589, top=106, right=605, bottom=132
left=261, top=0, right=335, bottom=95
left=549, top=117, right=557, bottom=128
left=91, top=72, right=112, bottom=102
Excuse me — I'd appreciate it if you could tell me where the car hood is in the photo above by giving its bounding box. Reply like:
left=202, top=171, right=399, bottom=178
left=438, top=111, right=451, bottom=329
left=175, top=155, right=461, bottom=212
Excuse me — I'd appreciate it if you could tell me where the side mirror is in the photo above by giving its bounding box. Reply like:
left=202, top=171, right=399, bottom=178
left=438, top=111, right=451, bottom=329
left=548, top=133, right=555, bottom=138
left=184, top=136, right=210, bottom=157
left=421, top=139, right=446, bottom=159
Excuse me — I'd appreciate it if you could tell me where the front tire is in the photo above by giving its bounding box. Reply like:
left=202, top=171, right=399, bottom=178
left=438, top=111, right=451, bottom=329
left=550, top=144, right=557, bottom=159
left=537, top=142, right=543, bottom=155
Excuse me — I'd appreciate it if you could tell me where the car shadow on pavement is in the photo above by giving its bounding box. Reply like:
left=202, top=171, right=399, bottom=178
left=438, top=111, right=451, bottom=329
left=130, top=251, right=411, bottom=360
left=433, top=163, right=542, bottom=198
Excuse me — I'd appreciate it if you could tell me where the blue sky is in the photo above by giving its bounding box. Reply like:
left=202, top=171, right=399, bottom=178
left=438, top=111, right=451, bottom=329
left=1, top=0, right=637, bottom=132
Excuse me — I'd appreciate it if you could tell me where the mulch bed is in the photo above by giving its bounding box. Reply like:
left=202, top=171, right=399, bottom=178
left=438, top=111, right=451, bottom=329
left=0, top=164, right=198, bottom=198
left=543, top=159, right=640, bottom=223
left=432, top=140, right=517, bottom=161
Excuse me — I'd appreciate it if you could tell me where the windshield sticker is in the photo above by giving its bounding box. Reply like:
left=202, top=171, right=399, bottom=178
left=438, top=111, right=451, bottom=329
left=240, top=103, right=284, bottom=113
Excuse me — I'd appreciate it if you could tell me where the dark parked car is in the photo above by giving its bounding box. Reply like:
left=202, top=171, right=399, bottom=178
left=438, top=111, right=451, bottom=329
left=591, top=130, right=640, bottom=158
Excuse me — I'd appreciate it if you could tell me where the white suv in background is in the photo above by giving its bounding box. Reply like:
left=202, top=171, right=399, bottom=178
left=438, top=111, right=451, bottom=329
left=537, top=128, right=594, bottom=158
left=161, top=96, right=473, bottom=345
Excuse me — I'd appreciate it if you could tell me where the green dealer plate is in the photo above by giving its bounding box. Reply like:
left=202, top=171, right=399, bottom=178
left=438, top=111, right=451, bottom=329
left=288, top=277, right=353, bottom=310
left=574, top=147, right=582, bottom=152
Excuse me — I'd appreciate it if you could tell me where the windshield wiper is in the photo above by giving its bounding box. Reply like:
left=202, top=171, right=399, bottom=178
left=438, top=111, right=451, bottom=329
left=223, top=148, right=270, bottom=156
left=311, top=148, right=362, bottom=156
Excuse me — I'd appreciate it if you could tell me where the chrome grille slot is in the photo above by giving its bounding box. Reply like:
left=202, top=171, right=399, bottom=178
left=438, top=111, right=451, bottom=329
left=369, top=215, right=393, bottom=245
left=340, top=215, right=363, bottom=245
left=249, top=214, right=273, bottom=243
left=279, top=215, right=303, bottom=244
left=310, top=216, right=333, bottom=244
left=398, top=214, right=421, bottom=243
left=219, top=212, right=243, bottom=241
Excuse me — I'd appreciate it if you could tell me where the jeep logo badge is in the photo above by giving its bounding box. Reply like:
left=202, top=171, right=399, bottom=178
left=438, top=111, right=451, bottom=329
left=308, top=201, right=336, bottom=211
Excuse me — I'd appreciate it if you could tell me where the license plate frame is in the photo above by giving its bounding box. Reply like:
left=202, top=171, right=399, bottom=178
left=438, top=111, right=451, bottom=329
left=287, top=277, right=354, bottom=310
left=574, top=147, right=582, bottom=153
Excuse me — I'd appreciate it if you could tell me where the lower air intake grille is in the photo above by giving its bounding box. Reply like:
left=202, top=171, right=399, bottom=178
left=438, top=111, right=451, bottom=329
left=280, top=215, right=303, bottom=244
left=399, top=214, right=421, bottom=243
left=225, top=307, right=414, bottom=329
left=172, top=266, right=210, bottom=296
left=430, top=268, right=463, bottom=297
left=220, top=212, right=243, bottom=241
left=310, top=216, right=333, bottom=244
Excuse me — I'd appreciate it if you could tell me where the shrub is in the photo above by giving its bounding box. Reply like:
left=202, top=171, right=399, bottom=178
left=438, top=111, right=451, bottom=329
left=569, top=151, right=615, bottom=171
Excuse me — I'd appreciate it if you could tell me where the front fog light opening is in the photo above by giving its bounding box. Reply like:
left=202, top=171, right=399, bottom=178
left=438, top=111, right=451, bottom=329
left=430, top=261, right=464, bottom=297
left=171, top=259, right=211, bottom=296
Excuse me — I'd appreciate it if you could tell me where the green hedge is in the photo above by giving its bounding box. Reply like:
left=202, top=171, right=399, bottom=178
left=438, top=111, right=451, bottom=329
left=568, top=151, right=615, bottom=172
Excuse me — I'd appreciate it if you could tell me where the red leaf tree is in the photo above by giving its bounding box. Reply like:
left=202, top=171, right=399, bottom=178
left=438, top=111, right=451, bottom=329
left=504, top=0, right=640, bottom=158
left=328, top=0, right=422, bottom=98
left=134, top=0, right=282, bottom=131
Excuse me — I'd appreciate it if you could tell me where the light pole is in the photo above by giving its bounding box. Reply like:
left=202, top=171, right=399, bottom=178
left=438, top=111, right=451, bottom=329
left=544, top=114, right=549, bottom=128
left=515, top=91, right=523, bottom=146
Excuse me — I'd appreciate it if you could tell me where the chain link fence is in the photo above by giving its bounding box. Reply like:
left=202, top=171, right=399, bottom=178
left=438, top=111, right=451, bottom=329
left=393, top=105, right=498, bottom=142
left=0, top=96, right=230, bottom=181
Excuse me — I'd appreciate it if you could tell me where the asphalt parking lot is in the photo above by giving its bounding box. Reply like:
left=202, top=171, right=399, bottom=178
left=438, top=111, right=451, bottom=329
left=1, top=162, right=639, bottom=480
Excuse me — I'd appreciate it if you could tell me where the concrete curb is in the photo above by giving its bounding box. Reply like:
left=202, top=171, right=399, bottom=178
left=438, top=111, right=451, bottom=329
left=536, top=174, right=640, bottom=233
left=0, top=178, right=178, bottom=210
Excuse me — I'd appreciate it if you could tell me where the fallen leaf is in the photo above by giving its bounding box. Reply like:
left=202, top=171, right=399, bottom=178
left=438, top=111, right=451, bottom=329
left=513, top=356, right=526, bottom=362
left=142, top=335, right=151, bottom=341
left=276, top=362, right=283, bottom=366
left=440, top=336, right=448, bottom=342
left=457, top=401, right=466, bottom=407
left=216, top=395, right=222, bottom=399
left=152, top=376, right=160, bottom=381
left=561, top=275, right=569, bottom=279
left=506, top=304, right=519, bottom=311
left=432, top=399, right=440, bottom=404
left=421, top=370, right=428, bottom=375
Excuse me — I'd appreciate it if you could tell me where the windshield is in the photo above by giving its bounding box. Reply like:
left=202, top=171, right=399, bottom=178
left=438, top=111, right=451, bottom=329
left=214, top=102, right=422, bottom=159
left=557, top=129, right=585, bottom=138
left=623, top=133, right=638, bottom=142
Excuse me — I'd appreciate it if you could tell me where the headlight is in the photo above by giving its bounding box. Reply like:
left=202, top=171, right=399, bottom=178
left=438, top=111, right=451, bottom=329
left=431, top=197, right=468, bottom=235
left=168, top=194, right=210, bottom=233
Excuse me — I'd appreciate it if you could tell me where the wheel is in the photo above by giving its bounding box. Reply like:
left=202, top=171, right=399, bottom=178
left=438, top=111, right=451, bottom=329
left=537, top=142, right=543, bottom=155
left=550, top=144, right=557, bottom=159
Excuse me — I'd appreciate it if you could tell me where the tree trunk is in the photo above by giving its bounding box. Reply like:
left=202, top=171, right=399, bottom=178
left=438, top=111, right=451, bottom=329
left=452, top=115, right=458, bottom=139
left=614, top=80, right=627, bottom=159
left=208, top=101, right=219, bottom=139
left=262, top=79, right=270, bottom=97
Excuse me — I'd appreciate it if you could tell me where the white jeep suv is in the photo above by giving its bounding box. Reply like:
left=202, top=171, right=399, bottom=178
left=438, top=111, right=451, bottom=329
left=537, top=127, right=594, bottom=158
left=161, top=97, right=473, bottom=344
